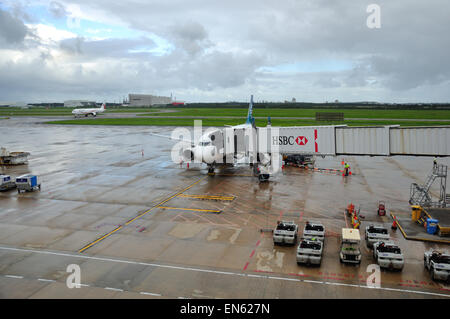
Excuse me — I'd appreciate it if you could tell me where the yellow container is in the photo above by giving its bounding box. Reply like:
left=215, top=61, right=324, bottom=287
left=411, top=205, right=422, bottom=222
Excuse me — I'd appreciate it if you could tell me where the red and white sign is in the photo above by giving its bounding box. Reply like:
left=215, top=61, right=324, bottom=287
left=295, top=136, right=308, bottom=146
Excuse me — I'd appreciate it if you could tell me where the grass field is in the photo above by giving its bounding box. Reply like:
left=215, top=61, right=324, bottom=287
left=138, top=108, right=450, bottom=120
left=3, top=106, right=450, bottom=126
left=2, top=107, right=450, bottom=120
left=45, top=117, right=450, bottom=127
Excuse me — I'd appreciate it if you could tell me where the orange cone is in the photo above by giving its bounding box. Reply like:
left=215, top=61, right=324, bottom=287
left=392, top=218, right=397, bottom=230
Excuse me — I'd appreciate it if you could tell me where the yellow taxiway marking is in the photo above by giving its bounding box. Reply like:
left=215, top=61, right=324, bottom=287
left=177, top=194, right=235, bottom=201
left=78, top=176, right=207, bottom=253
left=158, top=206, right=221, bottom=213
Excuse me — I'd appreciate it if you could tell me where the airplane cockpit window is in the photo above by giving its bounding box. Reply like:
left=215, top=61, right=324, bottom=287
left=199, top=142, right=211, bottom=146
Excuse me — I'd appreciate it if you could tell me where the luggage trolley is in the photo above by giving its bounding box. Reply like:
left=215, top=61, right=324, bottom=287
left=16, top=174, right=41, bottom=193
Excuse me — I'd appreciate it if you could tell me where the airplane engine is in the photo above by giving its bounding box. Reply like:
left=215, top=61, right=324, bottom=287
left=182, top=148, right=195, bottom=162
left=181, top=146, right=218, bottom=164
left=201, top=145, right=218, bottom=164
left=92, top=112, right=97, bottom=117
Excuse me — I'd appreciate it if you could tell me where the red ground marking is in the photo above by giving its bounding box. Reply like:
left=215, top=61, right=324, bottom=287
left=278, top=211, right=283, bottom=221
left=242, top=233, right=264, bottom=271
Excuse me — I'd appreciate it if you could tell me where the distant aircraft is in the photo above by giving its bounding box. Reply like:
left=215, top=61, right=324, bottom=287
left=72, top=103, right=106, bottom=118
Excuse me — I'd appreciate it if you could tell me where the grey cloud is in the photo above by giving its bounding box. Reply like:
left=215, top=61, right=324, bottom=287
left=167, top=21, right=212, bottom=56
left=314, top=77, right=342, bottom=89
left=1, top=0, right=450, bottom=102
left=49, top=1, right=68, bottom=19
left=11, top=3, right=36, bottom=23
left=60, top=36, right=84, bottom=54
left=0, top=8, right=28, bottom=45
left=59, top=36, right=157, bottom=58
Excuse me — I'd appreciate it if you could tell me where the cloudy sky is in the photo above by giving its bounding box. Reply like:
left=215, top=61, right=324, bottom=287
left=0, top=0, right=449, bottom=103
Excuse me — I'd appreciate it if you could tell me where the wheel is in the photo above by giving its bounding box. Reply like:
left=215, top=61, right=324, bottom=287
left=431, top=268, right=436, bottom=281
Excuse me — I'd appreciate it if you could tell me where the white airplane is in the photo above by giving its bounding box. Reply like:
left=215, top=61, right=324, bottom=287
left=72, top=103, right=106, bottom=118
left=150, top=95, right=274, bottom=181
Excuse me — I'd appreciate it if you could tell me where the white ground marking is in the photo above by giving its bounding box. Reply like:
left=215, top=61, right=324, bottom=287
left=140, top=292, right=162, bottom=296
left=105, top=287, right=123, bottom=292
left=38, top=278, right=55, bottom=282
left=5, top=275, right=24, bottom=279
left=0, top=245, right=449, bottom=298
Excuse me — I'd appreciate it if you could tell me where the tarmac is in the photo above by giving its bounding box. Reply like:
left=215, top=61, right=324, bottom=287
left=0, top=116, right=449, bottom=299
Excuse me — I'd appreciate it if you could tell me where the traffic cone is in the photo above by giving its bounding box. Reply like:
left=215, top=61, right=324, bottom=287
left=391, top=218, right=398, bottom=230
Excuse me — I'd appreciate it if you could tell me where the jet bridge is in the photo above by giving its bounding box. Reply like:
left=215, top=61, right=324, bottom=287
left=260, top=125, right=450, bottom=157
left=211, top=125, right=450, bottom=167
left=207, top=125, right=449, bottom=182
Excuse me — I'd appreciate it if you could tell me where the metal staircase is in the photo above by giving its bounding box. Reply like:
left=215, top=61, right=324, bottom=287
left=409, top=164, right=448, bottom=207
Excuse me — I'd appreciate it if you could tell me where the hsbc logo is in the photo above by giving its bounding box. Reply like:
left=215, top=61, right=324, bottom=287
left=273, top=136, right=309, bottom=146
left=295, top=136, right=308, bottom=145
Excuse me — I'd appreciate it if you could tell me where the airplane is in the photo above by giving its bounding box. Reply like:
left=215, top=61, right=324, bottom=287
left=72, top=103, right=106, bottom=118
left=150, top=95, right=275, bottom=181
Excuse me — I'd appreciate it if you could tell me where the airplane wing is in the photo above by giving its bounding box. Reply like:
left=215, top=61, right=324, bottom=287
left=147, top=132, right=194, bottom=145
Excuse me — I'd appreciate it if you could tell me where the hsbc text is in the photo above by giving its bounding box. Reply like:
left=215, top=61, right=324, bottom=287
left=272, top=136, right=308, bottom=146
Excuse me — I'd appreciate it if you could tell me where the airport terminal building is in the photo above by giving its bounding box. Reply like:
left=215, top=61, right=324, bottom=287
left=128, top=94, right=172, bottom=106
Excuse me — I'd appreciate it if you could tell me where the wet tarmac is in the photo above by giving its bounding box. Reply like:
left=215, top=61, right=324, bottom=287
left=0, top=117, right=449, bottom=299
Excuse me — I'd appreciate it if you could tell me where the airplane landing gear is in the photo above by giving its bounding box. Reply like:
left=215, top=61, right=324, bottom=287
left=208, top=166, right=215, bottom=176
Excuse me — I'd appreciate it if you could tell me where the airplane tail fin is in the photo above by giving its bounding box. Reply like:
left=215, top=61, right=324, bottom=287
left=101, top=103, right=106, bottom=110
left=245, top=95, right=254, bottom=125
